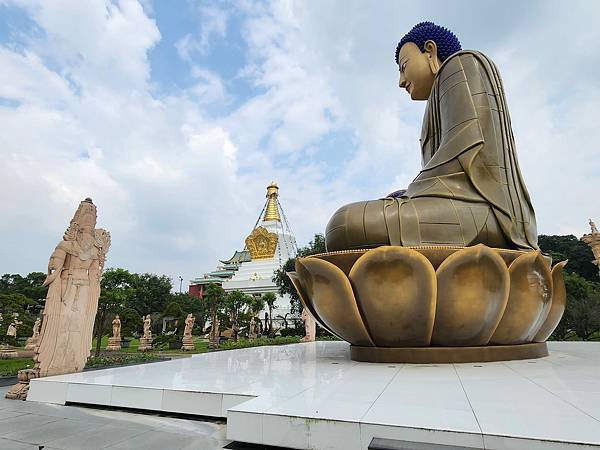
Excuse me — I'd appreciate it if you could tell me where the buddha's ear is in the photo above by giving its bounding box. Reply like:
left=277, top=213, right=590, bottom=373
left=424, top=40, right=441, bottom=75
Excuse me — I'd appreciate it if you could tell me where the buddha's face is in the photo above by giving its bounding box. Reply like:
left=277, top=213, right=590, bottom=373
left=398, top=41, right=440, bottom=101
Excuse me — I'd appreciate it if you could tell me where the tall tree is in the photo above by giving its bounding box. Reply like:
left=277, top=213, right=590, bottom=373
left=538, top=234, right=598, bottom=281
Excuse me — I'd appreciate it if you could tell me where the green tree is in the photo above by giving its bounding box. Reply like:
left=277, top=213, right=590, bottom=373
left=0, top=293, right=36, bottom=343
left=538, top=234, right=598, bottom=281
left=262, top=292, right=277, bottom=334
left=118, top=307, right=142, bottom=338
left=554, top=272, right=600, bottom=341
left=94, top=268, right=133, bottom=356
left=126, top=273, right=173, bottom=315
left=273, top=234, right=326, bottom=314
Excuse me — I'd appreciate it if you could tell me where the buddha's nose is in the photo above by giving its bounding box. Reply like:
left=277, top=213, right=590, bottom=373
left=399, top=74, right=406, bottom=88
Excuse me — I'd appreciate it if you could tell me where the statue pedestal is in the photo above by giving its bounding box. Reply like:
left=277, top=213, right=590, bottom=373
left=106, top=337, right=121, bottom=351
left=0, top=344, right=18, bottom=359
left=5, top=368, right=38, bottom=400
left=138, top=336, right=153, bottom=352
left=181, top=336, right=194, bottom=351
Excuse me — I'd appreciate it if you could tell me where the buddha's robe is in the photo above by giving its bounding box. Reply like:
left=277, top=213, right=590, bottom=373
left=326, top=50, right=538, bottom=251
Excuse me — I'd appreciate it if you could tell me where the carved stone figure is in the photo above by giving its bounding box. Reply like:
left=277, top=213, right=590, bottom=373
left=138, top=314, right=153, bottom=352
left=24, top=318, right=42, bottom=350
left=326, top=22, right=537, bottom=252
left=6, top=313, right=22, bottom=338
left=249, top=317, right=258, bottom=339
left=209, top=316, right=220, bottom=349
left=7, top=198, right=110, bottom=399
left=181, top=313, right=195, bottom=351
left=6, top=323, right=17, bottom=338
left=106, top=315, right=121, bottom=351
left=581, top=219, right=600, bottom=276
left=300, top=308, right=316, bottom=343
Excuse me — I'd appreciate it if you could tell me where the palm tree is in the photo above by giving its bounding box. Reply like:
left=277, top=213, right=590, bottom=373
left=262, top=292, right=277, bottom=335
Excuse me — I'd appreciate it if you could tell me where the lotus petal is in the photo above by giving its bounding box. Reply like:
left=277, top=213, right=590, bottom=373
left=533, top=261, right=568, bottom=342
left=432, top=244, right=509, bottom=346
left=296, top=258, right=374, bottom=346
left=287, top=271, right=328, bottom=330
left=349, top=246, right=436, bottom=347
left=490, top=251, right=552, bottom=345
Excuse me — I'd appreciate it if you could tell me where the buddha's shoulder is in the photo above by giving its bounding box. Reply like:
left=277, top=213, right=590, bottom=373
left=437, top=50, right=499, bottom=87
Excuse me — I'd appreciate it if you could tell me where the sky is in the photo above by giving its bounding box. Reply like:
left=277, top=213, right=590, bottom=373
left=0, top=0, right=599, bottom=289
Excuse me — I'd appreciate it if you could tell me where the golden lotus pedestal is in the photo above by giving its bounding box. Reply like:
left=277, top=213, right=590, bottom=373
left=289, top=245, right=567, bottom=364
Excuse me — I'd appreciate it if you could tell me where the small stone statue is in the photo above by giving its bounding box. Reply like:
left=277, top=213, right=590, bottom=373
left=181, top=313, right=195, bottom=351
left=301, top=308, right=316, bottom=343
left=24, top=318, right=41, bottom=350
left=6, top=322, right=17, bottom=338
left=106, top=315, right=121, bottom=351
left=6, top=314, right=22, bottom=338
left=582, top=219, right=600, bottom=275
left=138, top=314, right=153, bottom=351
left=249, top=317, right=258, bottom=339
left=209, top=316, right=220, bottom=349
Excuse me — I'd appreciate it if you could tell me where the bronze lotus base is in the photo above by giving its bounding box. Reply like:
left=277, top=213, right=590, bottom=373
left=289, top=245, right=567, bottom=364
left=351, top=342, right=548, bottom=364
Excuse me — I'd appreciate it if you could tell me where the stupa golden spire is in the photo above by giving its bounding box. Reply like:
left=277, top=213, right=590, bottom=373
left=263, top=181, right=281, bottom=222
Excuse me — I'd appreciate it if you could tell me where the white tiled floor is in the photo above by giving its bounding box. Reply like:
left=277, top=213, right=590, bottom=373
left=27, top=341, right=600, bottom=450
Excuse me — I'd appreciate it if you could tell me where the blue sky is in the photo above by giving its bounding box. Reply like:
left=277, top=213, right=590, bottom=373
left=0, top=0, right=599, bottom=287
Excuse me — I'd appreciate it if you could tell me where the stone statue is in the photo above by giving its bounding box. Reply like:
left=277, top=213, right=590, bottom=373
left=183, top=313, right=195, bottom=338
left=7, top=314, right=22, bottom=338
left=301, top=308, right=316, bottom=343
left=138, top=314, right=153, bottom=351
left=582, top=219, right=600, bottom=275
left=326, top=21, right=537, bottom=252
left=7, top=198, right=110, bottom=399
left=24, top=317, right=41, bottom=350
left=6, top=323, right=17, bottom=338
left=106, top=315, right=121, bottom=351
left=249, top=317, right=258, bottom=339
left=0, top=313, right=3, bottom=324
left=181, top=313, right=195, bottom=351
left=143, top=315, right=152, bottom=338
left=112, top=315, right=121, bottom=339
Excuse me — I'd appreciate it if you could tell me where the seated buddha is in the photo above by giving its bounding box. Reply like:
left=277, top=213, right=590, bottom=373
left=326, top=22, right=538, bottom=252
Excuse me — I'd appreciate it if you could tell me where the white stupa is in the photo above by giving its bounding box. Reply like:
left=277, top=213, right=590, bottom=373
left=191, top=182, right=298, bottom=325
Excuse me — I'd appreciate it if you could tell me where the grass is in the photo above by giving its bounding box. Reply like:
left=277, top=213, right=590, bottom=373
left=0, top=358, right=33, bottom=376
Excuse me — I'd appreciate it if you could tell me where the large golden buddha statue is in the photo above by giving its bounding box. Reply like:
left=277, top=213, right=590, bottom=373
left=326, top=22, right=537, bottom=252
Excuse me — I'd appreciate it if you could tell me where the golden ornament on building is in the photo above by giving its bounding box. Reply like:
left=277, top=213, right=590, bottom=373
left=245, top=226, right=278, bottom=260
left=263, top=182, right=281, bottom=222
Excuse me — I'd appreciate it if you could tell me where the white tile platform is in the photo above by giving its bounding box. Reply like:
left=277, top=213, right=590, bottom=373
left=27, top=341, right=600, bottom=450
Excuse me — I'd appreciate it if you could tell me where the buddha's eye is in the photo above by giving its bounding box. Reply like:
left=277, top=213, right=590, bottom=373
left=400, top=61, right=407, bottom=73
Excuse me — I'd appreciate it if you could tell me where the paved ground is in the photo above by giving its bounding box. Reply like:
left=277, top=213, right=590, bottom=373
left=0, top=386, right=265, bottom=450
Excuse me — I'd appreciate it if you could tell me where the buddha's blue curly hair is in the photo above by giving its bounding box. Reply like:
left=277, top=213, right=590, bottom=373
left=395, top=21, right=461, bottom=64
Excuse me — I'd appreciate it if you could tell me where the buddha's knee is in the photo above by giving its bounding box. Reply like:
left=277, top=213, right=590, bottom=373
left=325, top=200, right=389, bottom=251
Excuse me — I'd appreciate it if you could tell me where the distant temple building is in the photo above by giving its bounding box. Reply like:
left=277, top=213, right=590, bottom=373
left=189, top=182, right=298, bottom=324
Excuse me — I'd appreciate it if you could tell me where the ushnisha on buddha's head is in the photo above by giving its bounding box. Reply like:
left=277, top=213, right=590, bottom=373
left=395, top=21, right=462, bottom=100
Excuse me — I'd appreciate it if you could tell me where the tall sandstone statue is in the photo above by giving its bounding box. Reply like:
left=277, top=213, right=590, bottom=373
left=326, top=22, right=537, bottom=252
left=7, top=198, right=110, bottom=400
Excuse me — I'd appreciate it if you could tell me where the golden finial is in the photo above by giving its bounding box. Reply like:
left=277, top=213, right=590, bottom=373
left=263, top=182, right=281, bottom=222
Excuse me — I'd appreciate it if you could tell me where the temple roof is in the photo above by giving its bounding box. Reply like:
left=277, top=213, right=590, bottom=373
left=220, top=250, right=251, bottom=265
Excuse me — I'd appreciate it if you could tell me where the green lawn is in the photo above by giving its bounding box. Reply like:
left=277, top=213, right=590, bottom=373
left=0, top=358, right=33, bottom=376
